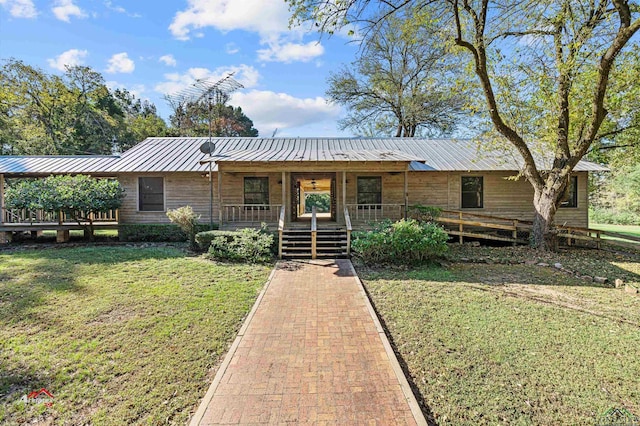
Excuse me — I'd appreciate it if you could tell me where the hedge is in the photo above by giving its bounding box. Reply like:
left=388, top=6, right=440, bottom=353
left=195, top=230, right=242, bottom=251
left=119, top=223, right=215, bottom=242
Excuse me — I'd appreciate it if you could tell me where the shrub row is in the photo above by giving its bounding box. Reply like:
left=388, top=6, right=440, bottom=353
left=204, top=228, right=274, bottom=263
left=589, top=208, right=640, bottom=226
left=119, top=223, right=214, bottom=242
left=195, top=230, right=243, bottom=251
left=352, top=219, right=448, bottom=266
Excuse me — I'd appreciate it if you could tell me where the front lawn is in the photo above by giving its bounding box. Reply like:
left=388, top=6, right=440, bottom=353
left=0, top=245, right=272, bottom=425
left=359, top=247, right=640, bottom=426
left=590, top=223, right=640, bottom=239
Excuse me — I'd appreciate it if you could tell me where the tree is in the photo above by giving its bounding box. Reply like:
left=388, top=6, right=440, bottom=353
left=5, top=175, right=125, bottom=239
left=327, top=12, right=466, bottom=137
left=287, top=0, right=640, bottom=249
left=0, top=59, right=166, bottom=155
left=169, top=94, right=258, bottom=137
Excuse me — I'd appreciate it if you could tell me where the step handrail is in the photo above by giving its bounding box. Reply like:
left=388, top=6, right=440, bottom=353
left=278, top=205, right=285, bottom=259
left=344, top=206, right=352, bottom=256
left=311, top=206, right=317, bottom=259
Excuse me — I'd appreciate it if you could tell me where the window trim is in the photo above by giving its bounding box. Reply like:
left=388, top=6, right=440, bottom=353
left=357, top=176, right=383, bottom=209
left=243, top=176, right=270, bottom=207
left=461, top=176, right=484, bottom=209
left=559, top=176, right=578, bottom=208
left=137, top=176, right=165, bottom=212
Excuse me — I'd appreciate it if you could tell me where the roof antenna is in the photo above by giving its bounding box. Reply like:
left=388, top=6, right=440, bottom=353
left=271, top=128, right=278, bottom=138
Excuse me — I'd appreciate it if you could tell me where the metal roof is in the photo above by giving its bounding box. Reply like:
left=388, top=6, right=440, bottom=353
left=0, top=137, right=608, bottom=174
left=0, top=155, right=120, bottom=175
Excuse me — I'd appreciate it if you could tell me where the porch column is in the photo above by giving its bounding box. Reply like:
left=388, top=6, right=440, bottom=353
left=404, top=169, right=409, bottom=219
left=218, top=170, right=223, bottom=226
left=0, top=173, right=4, bottom=225
left=342, top=171, right=347, bottom=217
left=281, top=171, right=286, bottom=214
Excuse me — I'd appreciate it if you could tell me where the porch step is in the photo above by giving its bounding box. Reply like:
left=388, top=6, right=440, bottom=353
left=280, top=228, right=349, bottom=259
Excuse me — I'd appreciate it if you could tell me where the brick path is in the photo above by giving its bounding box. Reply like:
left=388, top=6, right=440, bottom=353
left=190, top=259, right=425, bottom=425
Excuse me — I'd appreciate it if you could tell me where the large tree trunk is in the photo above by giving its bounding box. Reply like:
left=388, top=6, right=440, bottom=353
left=532, top=188, right=560, bottom=250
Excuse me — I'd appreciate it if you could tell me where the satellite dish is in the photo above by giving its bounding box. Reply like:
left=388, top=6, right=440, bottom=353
left=199, top=141, right=216, bottom=155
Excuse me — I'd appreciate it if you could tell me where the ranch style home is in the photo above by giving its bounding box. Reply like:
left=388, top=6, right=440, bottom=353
left=0, top=137, right=606, bottom=256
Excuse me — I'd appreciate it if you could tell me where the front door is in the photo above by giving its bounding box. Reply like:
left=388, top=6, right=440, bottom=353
left=290, top=173, right=336, bottom=222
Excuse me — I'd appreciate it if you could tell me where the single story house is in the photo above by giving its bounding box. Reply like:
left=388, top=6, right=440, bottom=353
left=0, top=137, right=606, bottom=255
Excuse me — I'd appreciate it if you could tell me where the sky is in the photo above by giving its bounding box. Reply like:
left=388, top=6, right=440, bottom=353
left=0, top=0, right=362, bottom=137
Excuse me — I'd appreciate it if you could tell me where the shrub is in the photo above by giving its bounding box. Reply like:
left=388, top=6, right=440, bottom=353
left=589, top=208, right=640, bottom=225
left=166, top=206, right=201, bottom=249
left=119, top=223, right=212, bottom=242
left=407, top=204, right=442, bottom=222
left=207, top=228, right=274, bottom=263
left=195, top=230, right=242, bottom=251
left=352, top=219, right=448, bottom=266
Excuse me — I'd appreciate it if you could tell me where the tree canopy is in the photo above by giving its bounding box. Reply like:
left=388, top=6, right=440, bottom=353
left=168, top=93, right=259, bottom=137
left=287, top=0, right=640, bottom=249
left=326, top=12, right=466, bottom=137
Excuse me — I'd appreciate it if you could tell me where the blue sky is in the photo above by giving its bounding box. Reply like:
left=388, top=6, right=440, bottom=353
left=0, top=0, right=361, bottom=137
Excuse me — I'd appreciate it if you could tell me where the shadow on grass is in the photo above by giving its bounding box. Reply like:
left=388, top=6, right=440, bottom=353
left=0, top=246, right=185, bottom=322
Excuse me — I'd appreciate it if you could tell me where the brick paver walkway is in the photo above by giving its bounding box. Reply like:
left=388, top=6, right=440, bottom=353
left=191, top=259, right=425, bottom=425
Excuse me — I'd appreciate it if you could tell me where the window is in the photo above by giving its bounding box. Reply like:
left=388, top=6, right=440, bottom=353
left=559, top=176, right=578, bottom=208
left=461, top=176, right=483, bottom=208
left=357, top=176, right=382, bottom=207
left=138, top=177, right=164, bottom=212
left=244, top=177, right=269, bottom=206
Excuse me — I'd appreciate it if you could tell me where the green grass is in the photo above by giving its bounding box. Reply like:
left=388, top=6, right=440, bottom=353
left=0, top=245, right=272, bottom=425
left=358, top=248, right=640, bottom=426
left=590, top=223, right=640, bottom=238
left=39, top=229, right=119, bottom=238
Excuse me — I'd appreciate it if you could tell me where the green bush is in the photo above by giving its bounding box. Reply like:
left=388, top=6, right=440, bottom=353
left=352, top=219, right=449, bottom=266
left=166, top=206, right=201, bottom=249
left=195, top=230, right=242, bottom=251
left=589, top=208, right=640, bottom=225
left=407, top=204, right=443, bottom=222
left=207, top=228, right=274, bottom=263
left=119, top=223, right=213, bottom=242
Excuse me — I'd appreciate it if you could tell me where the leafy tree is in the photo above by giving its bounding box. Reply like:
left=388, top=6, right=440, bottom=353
left=0, top=59, right=167, bottom=155
left=287, top=0, right=640, bottom=249
left=5, top=175, right=124, bottom=239
left=327, top=12, right=465, bottom=137
left=305, top=193, right=331, bottom=212
left=169, top=93, right=258, bottom=137
left=113, top=89, right=170, bottom=150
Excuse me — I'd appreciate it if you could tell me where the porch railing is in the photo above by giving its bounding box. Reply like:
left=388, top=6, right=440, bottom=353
left=222, top=204, right=283, bottom=224
left=2, top=208, right=119, bottom=224
left=345, top=204, right=405, bottom=222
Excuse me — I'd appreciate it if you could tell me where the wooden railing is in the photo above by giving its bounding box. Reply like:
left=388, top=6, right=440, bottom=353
left=222, top=204, right=282, bottom=224
left=344, top=206, right=352, bottom=256
left=345, top=204, right=405, bottom=222
left=311, top=206, right=317, bottom=259
left=278, top=205, right=285, bottom=259
left=2, top=208, right=119, bottom=225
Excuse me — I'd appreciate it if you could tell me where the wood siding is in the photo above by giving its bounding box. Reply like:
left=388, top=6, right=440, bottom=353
left=116, top=169, right=589, bottom=228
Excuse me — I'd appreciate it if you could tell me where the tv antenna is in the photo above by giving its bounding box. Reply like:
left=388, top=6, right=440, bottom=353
left=164, top=73, right=244, bottom=229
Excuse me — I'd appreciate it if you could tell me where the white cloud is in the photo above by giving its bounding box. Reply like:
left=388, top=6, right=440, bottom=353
left=257, top=41, right=324, bottom=63
left=154, top=64, right=261, bottom=97
left=225, top=42, right=239, bottom=55
left=231, top=90, right=341, bottom=136
left=0, top=0, right=37, bottom=18
left=169, top=0, right=291, bottom=41
left=47, top=48, right=88, bottom=71
left=168, top=0, right=326, bottom=63
left=103, top=0, right=141, bottom=18
left=106, top=52, right=135, bottom=74
left=159, top=54, right=177, bottom=67
left=52, top=0, right=86, bottom=22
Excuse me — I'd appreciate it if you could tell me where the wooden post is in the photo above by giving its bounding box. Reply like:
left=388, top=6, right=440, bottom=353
left=342, top=171, right=347, bottom=222
left=282, top=171, right=286, bottom=223
left=404, top=169, right=408, bottom=219
left=0, top=173, right=5, bottom=225
left=512, top=220, right=518, bottom=246
left=311, top=206, right=317, bottom=259
left=459, top=211, right=464, bottom=244
left=218, top=170, right=223, bottom=226
left=596, top=231, right=601, bottom=250
left=56, top=230, right=70, bottom=243
left=567, top=229, right=572, bottom=246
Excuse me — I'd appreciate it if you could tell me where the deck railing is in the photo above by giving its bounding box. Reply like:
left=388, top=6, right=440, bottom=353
left=345, top=204, right=405, bottom=222
left=2, top=208, right=119, bottom=224
left=222, top=204, right=283, bottom=224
